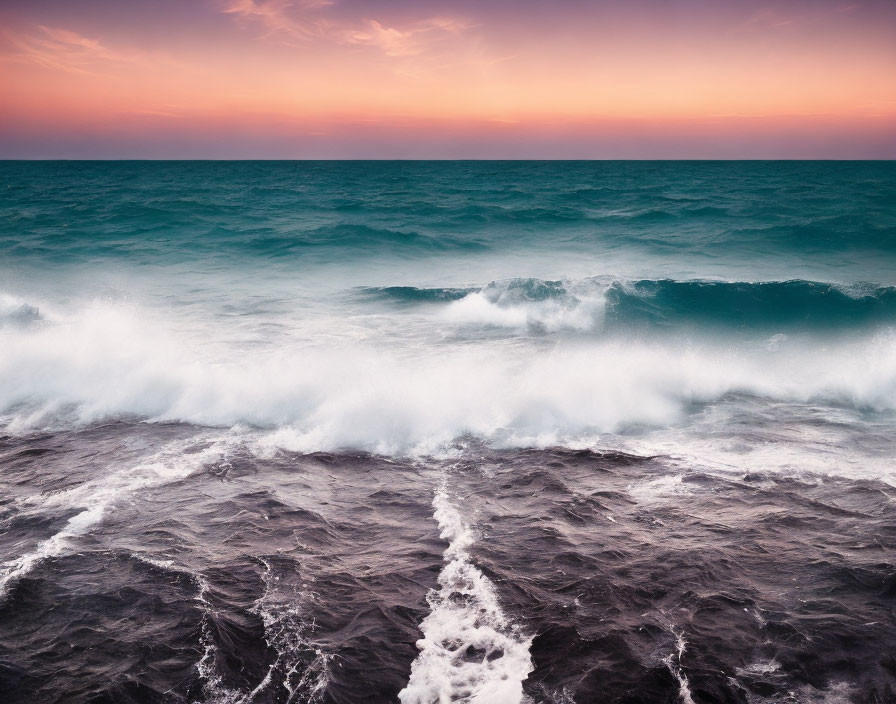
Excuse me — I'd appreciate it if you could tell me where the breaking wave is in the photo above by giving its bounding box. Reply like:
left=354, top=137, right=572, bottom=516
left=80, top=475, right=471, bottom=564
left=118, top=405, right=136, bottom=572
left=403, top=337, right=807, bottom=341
left=0, top=291, right=894, bottom=455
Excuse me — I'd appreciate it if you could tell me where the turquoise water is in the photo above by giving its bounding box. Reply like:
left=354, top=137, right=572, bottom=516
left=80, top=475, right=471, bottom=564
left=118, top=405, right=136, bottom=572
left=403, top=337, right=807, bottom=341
left=1, top=161, right=895, bottom=467
left=3, top=161, right=894, bottom=273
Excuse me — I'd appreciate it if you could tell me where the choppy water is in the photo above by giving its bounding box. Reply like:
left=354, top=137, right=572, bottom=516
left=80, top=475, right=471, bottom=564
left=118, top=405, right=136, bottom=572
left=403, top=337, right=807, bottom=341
left=1, top=161, right=895, bottom=703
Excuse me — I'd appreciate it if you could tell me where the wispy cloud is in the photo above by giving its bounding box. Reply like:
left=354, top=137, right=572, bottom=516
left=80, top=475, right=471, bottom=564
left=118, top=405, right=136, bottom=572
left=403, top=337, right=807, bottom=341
left=221, top=0, right=471, bottom=58
left=1, top=25, right=139, bottom=75
left=741, top=2, right=862, bottom=31
left=222, top=0, right=327, bottom=41
left=343, top=17, right=470, bottom=57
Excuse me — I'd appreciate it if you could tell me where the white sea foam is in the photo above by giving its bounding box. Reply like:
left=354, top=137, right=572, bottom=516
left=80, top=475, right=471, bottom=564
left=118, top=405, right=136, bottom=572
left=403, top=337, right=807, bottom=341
left=192, top=555, right=330, bottom=704
left=0, top=503, right=106, bottom=598
left=399, top=480, right=533, bottom=704
left=0, top=435, right=234, bottom=598
left=441, top=280, right=607, bottom=332
left=663, top=628, right=696, bottom=704
left=628, top=474, right=689, bottom=503
left=1, top=294, right=895, bottom=467
left=625, top=414, right=896, bottom=488
left=251, top=557, right=331, bottom=703
left=735, top=659, right=781, bottom=677
left=0, top=292, right=42, bottom=325
left=194, top=573, right=245, bottom=704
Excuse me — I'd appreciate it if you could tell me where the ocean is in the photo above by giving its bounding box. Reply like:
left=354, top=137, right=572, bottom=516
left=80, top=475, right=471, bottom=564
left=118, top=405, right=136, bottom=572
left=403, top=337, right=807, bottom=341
left=1, top=160, right=895, bottom=703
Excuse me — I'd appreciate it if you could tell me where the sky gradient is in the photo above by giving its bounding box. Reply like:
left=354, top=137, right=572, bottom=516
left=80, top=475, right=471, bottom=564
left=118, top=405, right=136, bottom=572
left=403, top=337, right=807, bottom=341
left=1, top=0, right=895, bottom=158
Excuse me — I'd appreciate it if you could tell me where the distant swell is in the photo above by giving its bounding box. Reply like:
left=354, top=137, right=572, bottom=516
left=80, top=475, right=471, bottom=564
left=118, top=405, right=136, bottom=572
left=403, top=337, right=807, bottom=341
left=238, top=224, right=489, bottom=256
left=360, top=286, right=476, bottom=304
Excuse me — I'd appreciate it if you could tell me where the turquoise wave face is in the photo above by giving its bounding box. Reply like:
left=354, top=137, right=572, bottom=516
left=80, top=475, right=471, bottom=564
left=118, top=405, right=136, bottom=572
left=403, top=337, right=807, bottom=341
left=603, top=279, right=896, bottom=330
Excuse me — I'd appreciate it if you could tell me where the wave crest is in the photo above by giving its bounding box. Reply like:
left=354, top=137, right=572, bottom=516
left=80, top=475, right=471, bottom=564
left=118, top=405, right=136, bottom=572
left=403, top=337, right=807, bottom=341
left=371, top=277, right=896, bottom=334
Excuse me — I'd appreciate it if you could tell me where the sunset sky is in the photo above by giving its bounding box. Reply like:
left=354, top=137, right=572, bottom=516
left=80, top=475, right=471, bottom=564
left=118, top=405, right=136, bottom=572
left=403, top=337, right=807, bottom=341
left=1, top=0, right=895, bottom=158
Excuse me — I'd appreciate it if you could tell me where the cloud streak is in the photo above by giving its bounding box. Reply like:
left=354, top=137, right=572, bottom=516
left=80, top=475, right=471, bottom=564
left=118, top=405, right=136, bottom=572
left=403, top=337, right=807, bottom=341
left=221, top=0, right=471, bottom=57
left=741, top=1, right=862, bottom=31
left=1, top=25, right=143, bottom=75
left=343, top=17, right=471, bottom=57
left=222, top=0, right=326, bottom=41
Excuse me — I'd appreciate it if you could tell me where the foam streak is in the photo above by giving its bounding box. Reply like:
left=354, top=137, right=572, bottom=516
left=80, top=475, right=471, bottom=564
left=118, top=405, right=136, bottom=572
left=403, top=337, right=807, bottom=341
left=399, top=478, right=533, bottom=704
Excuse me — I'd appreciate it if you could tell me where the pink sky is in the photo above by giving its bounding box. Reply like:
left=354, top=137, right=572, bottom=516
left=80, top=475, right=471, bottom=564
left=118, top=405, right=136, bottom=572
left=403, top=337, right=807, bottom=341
left=1, top=0, right=895, bottom=157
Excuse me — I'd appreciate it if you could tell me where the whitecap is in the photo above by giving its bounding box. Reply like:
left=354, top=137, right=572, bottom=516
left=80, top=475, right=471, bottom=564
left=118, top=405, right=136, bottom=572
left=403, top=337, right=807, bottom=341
left=399, top=480, right=533, bottom=704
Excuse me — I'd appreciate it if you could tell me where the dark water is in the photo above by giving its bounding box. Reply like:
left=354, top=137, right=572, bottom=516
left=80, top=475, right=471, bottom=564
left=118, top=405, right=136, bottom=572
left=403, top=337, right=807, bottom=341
left=1, top=161, right=895, bottom=703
